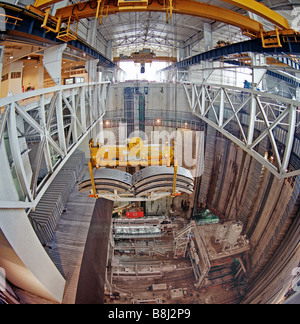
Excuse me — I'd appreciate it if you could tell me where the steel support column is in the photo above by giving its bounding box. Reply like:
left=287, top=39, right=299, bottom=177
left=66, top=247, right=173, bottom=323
left=7, top=98, right=33, bottom=202
left=43, top=44, right=67, bottom=85
left=281, top=104, right=297, bottom=173
left=247, top=94, right=256, bottom=147
left=56, top=90, right=67, bottom=155
left=85, top=59, right=99, bottom=82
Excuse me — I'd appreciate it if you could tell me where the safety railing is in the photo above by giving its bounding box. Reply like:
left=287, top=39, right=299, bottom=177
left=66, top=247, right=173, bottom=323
left=0, top=81, right=110, bottom=209
left=182, top=81, right=300, bottom=179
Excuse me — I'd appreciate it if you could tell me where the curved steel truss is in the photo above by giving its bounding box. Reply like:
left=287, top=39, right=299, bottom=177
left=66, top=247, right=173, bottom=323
left=182, top=81, right=300, bottom=179
left=0, top=81, right=110, bottom=209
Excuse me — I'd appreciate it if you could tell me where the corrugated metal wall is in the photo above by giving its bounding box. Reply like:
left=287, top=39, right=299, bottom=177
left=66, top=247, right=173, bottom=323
left=28, top=150, right=86, bottom=245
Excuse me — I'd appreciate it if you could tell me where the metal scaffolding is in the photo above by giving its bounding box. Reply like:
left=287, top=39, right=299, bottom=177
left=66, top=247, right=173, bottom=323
left=173, top=222, right=194, bottom=259
left=0, top=80, right=110, bottom=210
left=182, top=81, right=300, bottom=179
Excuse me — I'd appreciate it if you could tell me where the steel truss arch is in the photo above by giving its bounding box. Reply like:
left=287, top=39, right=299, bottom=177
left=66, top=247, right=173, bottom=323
left=0, top=81, right=110, bottom=210
left=182, top=81, right=300, bottom=180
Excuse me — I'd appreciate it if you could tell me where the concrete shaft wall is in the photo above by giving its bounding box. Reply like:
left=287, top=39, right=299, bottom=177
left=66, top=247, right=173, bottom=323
left=199, top=125, right=300, bottom=303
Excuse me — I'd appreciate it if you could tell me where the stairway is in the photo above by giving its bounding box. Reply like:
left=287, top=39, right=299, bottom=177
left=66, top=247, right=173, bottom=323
left=173, top=223, right=194, bottom=258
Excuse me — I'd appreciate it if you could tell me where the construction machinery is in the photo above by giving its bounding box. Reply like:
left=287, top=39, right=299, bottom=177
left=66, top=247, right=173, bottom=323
left=79, top=137, right=194, bottom=202
left=26, top=0, right=298, bottom=48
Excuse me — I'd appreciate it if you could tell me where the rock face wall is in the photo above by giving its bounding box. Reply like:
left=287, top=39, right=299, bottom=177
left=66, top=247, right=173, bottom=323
left=197, top=124, right=300, bottom=304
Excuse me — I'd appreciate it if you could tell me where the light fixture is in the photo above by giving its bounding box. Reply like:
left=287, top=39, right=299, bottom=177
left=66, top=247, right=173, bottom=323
left=27, top=56, right=31, bottom=60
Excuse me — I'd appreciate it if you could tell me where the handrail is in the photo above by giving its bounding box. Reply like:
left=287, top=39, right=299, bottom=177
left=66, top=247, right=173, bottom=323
left=0, top=81, right=110, bottom=209
left=181, top=81, right=300, bottom=179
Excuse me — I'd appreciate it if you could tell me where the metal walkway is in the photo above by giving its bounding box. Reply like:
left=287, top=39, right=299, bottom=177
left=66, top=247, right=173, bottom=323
left=0, top=80, right=110, bottom=210
left=160, top=37, right=300, bottom=72
left=182, top=81, right=300, bottom=179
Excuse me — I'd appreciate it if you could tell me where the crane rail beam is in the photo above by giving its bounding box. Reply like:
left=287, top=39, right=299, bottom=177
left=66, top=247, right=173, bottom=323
left=219, top=0, right=290, bottom=30
left=32, top=0, right=60, bottom=10
left=26, top=0, right=297, bottom=47
left=30, top=0, right=291, bottom=31
left=52, top=0, right=263, bottom=36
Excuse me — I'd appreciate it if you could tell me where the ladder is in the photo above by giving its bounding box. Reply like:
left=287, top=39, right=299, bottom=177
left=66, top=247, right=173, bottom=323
left=173, top=223, right=194, bottom=258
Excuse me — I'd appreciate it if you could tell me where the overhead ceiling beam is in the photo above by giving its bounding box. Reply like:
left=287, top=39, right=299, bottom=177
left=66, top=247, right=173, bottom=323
left=219, top=0, right=290, bottom=30
left=31, top=0, right=62, bottom=10
left=53, top=0, right=263, bottom=36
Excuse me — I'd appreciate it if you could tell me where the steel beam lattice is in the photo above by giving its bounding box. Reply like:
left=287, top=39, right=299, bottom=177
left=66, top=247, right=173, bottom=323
left=0, top=81, right=110, bottom=210
left=182, top=82, right=300, bottom=180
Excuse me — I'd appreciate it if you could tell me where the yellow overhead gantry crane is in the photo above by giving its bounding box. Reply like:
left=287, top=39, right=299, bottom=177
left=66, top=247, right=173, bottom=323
left=26, top=0, right=296, bottom=48
left=88, top=137, right=180, bottom=199
left=113, top=50, right=177, bottom=65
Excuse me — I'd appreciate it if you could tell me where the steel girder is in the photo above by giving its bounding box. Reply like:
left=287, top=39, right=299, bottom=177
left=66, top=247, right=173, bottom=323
left=0, top=81, right=110, bottom=209
left=219, top=0, right=290, bottom=30
left=41, top=0, right=263, bottom=37
left=160, top=38, right=300, bottom=74
left=0, top=3, right=115, bottom=68
left=182, top=81, right=300, bottom=180
left=31, top=0, right=290, bottom=35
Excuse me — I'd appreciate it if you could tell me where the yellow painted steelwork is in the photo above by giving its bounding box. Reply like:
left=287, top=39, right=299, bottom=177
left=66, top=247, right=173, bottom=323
left=26, top=0, right=297, bottom=48
left=40, top=8, right=61, bottom=33
left=50, top=0, right=264, bottom=36
left=32, top=0, right=61, bottom=9
left=118, top=0, right=149, bottom=10
left=88, top=137, right=179, bottom=198
left=89, top=137, right=176, bottom=168
left=260, top=27, right=282, bottom=49
left=114, top=52, right=177, bottom=64
left=220, top=0, right=290, bottom=30
left=95, top=0, right=109, bottom=24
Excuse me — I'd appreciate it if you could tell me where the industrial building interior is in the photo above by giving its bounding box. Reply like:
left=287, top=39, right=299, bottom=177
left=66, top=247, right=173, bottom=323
left=0, top=0, right=299, bottom=305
